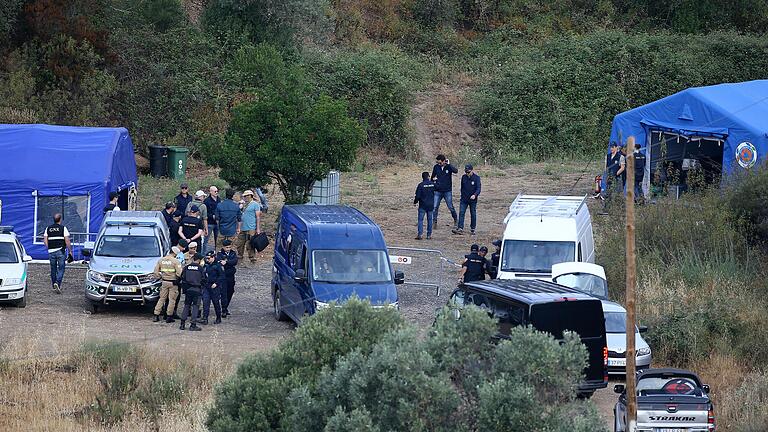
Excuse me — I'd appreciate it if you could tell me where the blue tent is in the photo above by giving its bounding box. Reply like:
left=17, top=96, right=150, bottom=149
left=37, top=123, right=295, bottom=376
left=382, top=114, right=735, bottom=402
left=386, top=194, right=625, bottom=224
left=608, top=80, right=768, bottom=189
left=0, top=124, right=138, bottom=259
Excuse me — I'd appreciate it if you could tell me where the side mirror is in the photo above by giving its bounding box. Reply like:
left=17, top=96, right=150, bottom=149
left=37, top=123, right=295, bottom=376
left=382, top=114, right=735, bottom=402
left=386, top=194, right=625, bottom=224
left=702, top=384, right=710, bottom=394
left=294, top=269, right=306, bottom=283
left=614, top=384, right=625, bottom=394
left=22, top=255, right=32, bottom=262
left=82, top=249, right=92, bottom=257
left=394, top=270, right=405, bottom=285
left=638, top=325, right=648, bottom=334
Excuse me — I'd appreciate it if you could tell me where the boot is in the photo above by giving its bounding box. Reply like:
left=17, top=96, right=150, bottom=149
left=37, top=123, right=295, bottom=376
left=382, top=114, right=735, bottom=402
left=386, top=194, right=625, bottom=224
left=153, top=315, right=160, bottom=322
left=214, top=317, right=222, bottom=324
left=179, top=321, right=186, bottom=330
left=199, top=318, right=209, bottom=325
left=166, top=316, right=175, bottom=323
left=189, top=323, right=201, bottom=331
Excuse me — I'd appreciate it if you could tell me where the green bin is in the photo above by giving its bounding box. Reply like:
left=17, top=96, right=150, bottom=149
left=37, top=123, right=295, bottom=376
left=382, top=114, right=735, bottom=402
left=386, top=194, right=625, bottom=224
left=166, top=146, right=189, bottom=180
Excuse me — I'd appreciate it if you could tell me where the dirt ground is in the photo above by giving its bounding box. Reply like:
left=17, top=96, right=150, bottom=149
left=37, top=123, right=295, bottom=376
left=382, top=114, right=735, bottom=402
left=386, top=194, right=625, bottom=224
left=0, top=160, right=622, bottom=427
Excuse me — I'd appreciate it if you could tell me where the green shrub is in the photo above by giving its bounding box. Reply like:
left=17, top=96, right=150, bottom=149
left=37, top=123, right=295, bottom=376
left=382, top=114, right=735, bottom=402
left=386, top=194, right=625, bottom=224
left=725, top=370, right=768, bottom=432
left=471, top=30, right=768, bottom=161
left=723, top=163, right=768, bottom=246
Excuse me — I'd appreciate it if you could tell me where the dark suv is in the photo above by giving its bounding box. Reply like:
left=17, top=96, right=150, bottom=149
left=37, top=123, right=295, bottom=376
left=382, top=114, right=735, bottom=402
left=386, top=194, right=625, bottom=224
left=448, top=278, right=608, bottom=396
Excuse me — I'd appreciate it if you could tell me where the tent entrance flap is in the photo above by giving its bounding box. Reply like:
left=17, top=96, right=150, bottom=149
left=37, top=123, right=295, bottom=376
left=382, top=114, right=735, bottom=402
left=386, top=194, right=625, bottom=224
left=648, top=130, right=724, bottom=190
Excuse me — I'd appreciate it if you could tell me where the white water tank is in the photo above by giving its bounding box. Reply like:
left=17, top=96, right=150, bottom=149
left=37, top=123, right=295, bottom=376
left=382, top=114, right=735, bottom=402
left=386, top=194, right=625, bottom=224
left=309, top=171, right=340, bottom=205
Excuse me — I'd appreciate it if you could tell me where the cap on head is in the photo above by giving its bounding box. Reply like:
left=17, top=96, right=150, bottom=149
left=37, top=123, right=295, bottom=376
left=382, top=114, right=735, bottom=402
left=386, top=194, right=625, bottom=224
left=242, top=189, right=254, bottom=197
left=193, top=253, right=204, bottom=261
left=195, top=190, right=205, bottom=198
left=180, top=183, right=189, bottom=189
left=479, top=246, right=488, bottom=252
left=178, top=239, right=188, bottom=248
left=172, top=210, right=184, bottom=218
left=492, top=239, right=502, bottom=247
left=188, top=242, right=198, bottom=249
left=610, top=142, right=618, bottom=148
left=465, top=164, right=473, bottom=171
left=470, top=244, right=479, bottom=252
left=205, top=251, right=216, bottom=258
left=190, top=205, right=199, bottom=213
left=222, top=239, right=232, bottom=247
left=171, top=246, right=181, bottom=255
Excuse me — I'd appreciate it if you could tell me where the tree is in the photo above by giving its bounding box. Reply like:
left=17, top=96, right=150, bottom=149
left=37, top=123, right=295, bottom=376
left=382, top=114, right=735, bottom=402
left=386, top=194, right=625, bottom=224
left=203, top=45, right=365, bottom=203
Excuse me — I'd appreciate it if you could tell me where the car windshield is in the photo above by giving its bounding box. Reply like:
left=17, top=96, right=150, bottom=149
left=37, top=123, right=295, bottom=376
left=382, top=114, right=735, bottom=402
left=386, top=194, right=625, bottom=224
left=501, top=240, right=575, bottom=273
left=312, top=250, right=392, bottom=283
left=604, top=311, right=642, bottom=334
left=553, top=273, right=608, bottom=299
left=637, top=376, right=701, bottom=396
left=95, top=235, right=159, bottom=258
left=0, top=242, right=19, bottom=263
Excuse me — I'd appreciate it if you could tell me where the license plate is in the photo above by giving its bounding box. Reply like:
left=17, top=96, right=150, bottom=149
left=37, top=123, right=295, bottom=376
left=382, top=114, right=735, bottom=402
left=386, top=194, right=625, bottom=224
left=655, top=429, right=686, bottom=432
left=608, top=358, right=626, bottom=367
left=113, top=286, right=137, bottom=293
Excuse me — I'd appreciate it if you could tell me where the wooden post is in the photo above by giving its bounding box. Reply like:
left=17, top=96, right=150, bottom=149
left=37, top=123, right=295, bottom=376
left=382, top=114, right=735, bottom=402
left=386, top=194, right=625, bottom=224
left=625, top=136, right=638, bottom=431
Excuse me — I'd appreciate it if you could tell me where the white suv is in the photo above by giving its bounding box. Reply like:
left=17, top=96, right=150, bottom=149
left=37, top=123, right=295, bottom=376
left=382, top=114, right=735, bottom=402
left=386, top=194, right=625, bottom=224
left=0, top=227, right=31, bottom=307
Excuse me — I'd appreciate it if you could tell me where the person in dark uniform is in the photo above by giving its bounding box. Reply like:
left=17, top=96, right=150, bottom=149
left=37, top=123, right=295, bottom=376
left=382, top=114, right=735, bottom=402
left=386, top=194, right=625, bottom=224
left=179, top=206, right=204, bottom=246
left=169, top=210, right=183, bottom=247
left=162, top=201, right=176, bottom=226
left=478, top=246, right=495, bottom=279
left=459, top=244, right=488, bottom=283
left=488, top=239, right=501, bottom=279
left=601, top=142, right=625, bottom=213
left=103, top=192, right=121, bottom=214
left=179, top=253, right=206, bottom=331
left=413, top=171, right=435, bottom=240
left=43, top=213, right=74, bottom=293
left=175, top=183, right=193, bottom=216
left=216, top=239, right=238, bottom=317
left=431, top=154, right=458, bottom=229
left=201, top=251, right=224, bottom=325
left=633, top=143, right=646, bottom=202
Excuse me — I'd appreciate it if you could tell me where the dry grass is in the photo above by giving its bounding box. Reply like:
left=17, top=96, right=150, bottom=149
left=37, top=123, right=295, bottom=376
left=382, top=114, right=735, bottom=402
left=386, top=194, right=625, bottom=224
left=0, top=338, right=225, bottom=432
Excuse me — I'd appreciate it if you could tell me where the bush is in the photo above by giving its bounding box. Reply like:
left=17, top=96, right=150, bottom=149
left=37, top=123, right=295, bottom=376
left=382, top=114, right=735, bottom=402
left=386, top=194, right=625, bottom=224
left=470, top=30, right=768, bottom=161
left=208, top=300, right=605, bottom=432
left=723, top=163, right=768, bottom=246
left=721, top=370, right=768, bottom=432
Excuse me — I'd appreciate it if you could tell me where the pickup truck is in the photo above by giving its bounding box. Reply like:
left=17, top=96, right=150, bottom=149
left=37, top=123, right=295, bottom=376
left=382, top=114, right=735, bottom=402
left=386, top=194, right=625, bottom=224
left=614, top=368, right=715, bottom=432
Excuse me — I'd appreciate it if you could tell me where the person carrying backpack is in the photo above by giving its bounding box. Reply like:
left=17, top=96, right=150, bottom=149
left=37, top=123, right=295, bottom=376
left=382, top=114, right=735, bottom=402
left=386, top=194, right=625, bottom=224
left=179, top=253, right=206, bottom=331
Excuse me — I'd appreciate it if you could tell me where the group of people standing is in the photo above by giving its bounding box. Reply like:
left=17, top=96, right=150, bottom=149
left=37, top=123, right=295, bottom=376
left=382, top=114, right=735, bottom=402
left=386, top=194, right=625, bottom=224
left=414, top=154, right=482, bottom=240
left=458, top=240, right=501, bottom=283
left=601, top=142, right=647, bottom=212
left=152, top=183, right=269, bottom=330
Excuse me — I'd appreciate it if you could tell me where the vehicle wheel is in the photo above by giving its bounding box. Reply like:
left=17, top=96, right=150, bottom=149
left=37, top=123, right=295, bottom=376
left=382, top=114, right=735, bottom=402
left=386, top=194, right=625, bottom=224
left=15, top=295, right=26, bottom=308
left=273, top=289, right=289, bottom=322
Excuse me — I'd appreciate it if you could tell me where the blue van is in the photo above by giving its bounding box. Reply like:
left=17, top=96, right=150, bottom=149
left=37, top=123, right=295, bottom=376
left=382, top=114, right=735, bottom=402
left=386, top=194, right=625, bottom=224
left=272, top=205, right=404, bottom=323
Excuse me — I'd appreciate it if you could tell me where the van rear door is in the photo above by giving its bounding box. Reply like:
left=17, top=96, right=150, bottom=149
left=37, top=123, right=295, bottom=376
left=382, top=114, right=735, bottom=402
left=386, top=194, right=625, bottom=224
left=529, top=299, right=607, bottom=385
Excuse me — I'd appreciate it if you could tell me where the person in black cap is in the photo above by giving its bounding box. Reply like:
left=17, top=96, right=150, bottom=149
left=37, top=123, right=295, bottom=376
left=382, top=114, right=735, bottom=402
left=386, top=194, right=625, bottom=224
left=179, top=253, right=206, bottom=331
left=454, top=164, right=481, bottom=235
left=413, top=171, right=435, bottom=240
left=459, top=244, right=488, bottom=283
left=431, top=154, right=458, bottom=229
left=488, top=239, right=501, bottom=279
left=201, top=251, right=224, bottom=325
left=216, top=239, right=238, bottom=317
left=169, top=210, right=183, bottom=247
left=175, top=183, right=193, bottom=215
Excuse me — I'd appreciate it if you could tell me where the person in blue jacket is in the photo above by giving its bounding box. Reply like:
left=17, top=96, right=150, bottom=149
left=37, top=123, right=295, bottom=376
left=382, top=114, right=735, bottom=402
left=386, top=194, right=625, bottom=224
left=200, top=251, right=224, bottom=325
left=431, top=154, right=458, bottom=229
left=413, top=171, right=436, bottom=240
left=454, top=164, right=481, bottom=235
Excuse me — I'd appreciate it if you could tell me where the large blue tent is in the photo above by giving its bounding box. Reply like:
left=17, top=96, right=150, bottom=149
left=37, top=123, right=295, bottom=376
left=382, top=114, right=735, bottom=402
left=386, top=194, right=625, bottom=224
left=608, top=80, right=768, bottom=190
left=0, top=124, right=138, bottom=259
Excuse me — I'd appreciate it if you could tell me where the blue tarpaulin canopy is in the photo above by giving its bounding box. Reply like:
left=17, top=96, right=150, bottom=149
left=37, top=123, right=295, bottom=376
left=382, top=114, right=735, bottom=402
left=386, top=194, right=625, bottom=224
left=609, top=80, right=768, bottom=180
left=0, top=124, right=138, bottom=259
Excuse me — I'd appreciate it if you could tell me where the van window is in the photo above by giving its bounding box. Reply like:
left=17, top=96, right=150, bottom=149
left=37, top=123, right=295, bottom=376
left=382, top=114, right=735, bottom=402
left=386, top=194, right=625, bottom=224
left=453, top=290, right=525, bottom=335
left=529, top=300, right=603, bottom=339
left=312, top=250, right=392, bottom=283
left=501, top=240, right=575, bottom=273
left=292, top=244, right=305, bottom=271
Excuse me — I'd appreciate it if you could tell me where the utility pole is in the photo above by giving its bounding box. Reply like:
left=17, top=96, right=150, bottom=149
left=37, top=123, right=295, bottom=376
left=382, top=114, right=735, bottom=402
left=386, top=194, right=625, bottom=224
left=625, top=136, right=638, bottom=431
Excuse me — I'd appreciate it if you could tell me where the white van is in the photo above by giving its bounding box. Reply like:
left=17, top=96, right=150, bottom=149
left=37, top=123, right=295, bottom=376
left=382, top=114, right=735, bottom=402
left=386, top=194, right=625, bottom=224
left=497, top=194, right=594, bottom=280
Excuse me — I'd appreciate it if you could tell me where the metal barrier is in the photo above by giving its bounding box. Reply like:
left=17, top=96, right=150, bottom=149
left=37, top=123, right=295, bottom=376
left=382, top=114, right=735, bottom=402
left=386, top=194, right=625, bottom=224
left=387, top=246, right=462, bottom=297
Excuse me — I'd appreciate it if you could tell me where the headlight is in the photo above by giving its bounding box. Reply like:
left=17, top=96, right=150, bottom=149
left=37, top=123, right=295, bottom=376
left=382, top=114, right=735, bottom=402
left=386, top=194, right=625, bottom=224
left=4, top=278, right=22, bottom=285
left=138, top=274, right=160, bottom=284
left=637, top=347, right=651, bottom=357
left=315, top=300, right=330, bottom=310
left=88, top=270, right=109, bottom=283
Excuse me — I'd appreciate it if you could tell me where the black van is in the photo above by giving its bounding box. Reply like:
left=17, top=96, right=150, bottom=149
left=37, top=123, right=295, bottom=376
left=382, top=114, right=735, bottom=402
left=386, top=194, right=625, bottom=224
left=448, top=278, right=608, bottom=396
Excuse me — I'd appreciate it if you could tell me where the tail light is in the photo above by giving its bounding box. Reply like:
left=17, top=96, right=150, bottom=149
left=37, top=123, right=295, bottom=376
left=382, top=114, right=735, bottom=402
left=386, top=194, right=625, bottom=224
left=603, top=346, right=609, bottom=382
left=708, top=405, right=715, bottom=431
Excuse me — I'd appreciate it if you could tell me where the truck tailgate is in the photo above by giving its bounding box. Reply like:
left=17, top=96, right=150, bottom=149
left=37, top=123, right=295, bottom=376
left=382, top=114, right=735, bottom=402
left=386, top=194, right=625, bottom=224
left=637, top=401, right=710, bottom=431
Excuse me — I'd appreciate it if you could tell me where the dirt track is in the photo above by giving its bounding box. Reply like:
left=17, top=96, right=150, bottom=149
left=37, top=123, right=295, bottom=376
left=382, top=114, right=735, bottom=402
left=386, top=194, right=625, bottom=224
left=0, top=161, right=619, bottom=428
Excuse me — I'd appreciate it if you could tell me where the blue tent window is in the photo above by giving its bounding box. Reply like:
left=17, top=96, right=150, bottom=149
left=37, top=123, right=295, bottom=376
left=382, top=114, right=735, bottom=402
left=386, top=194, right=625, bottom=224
left=34, top=195, right=91, bottom=245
